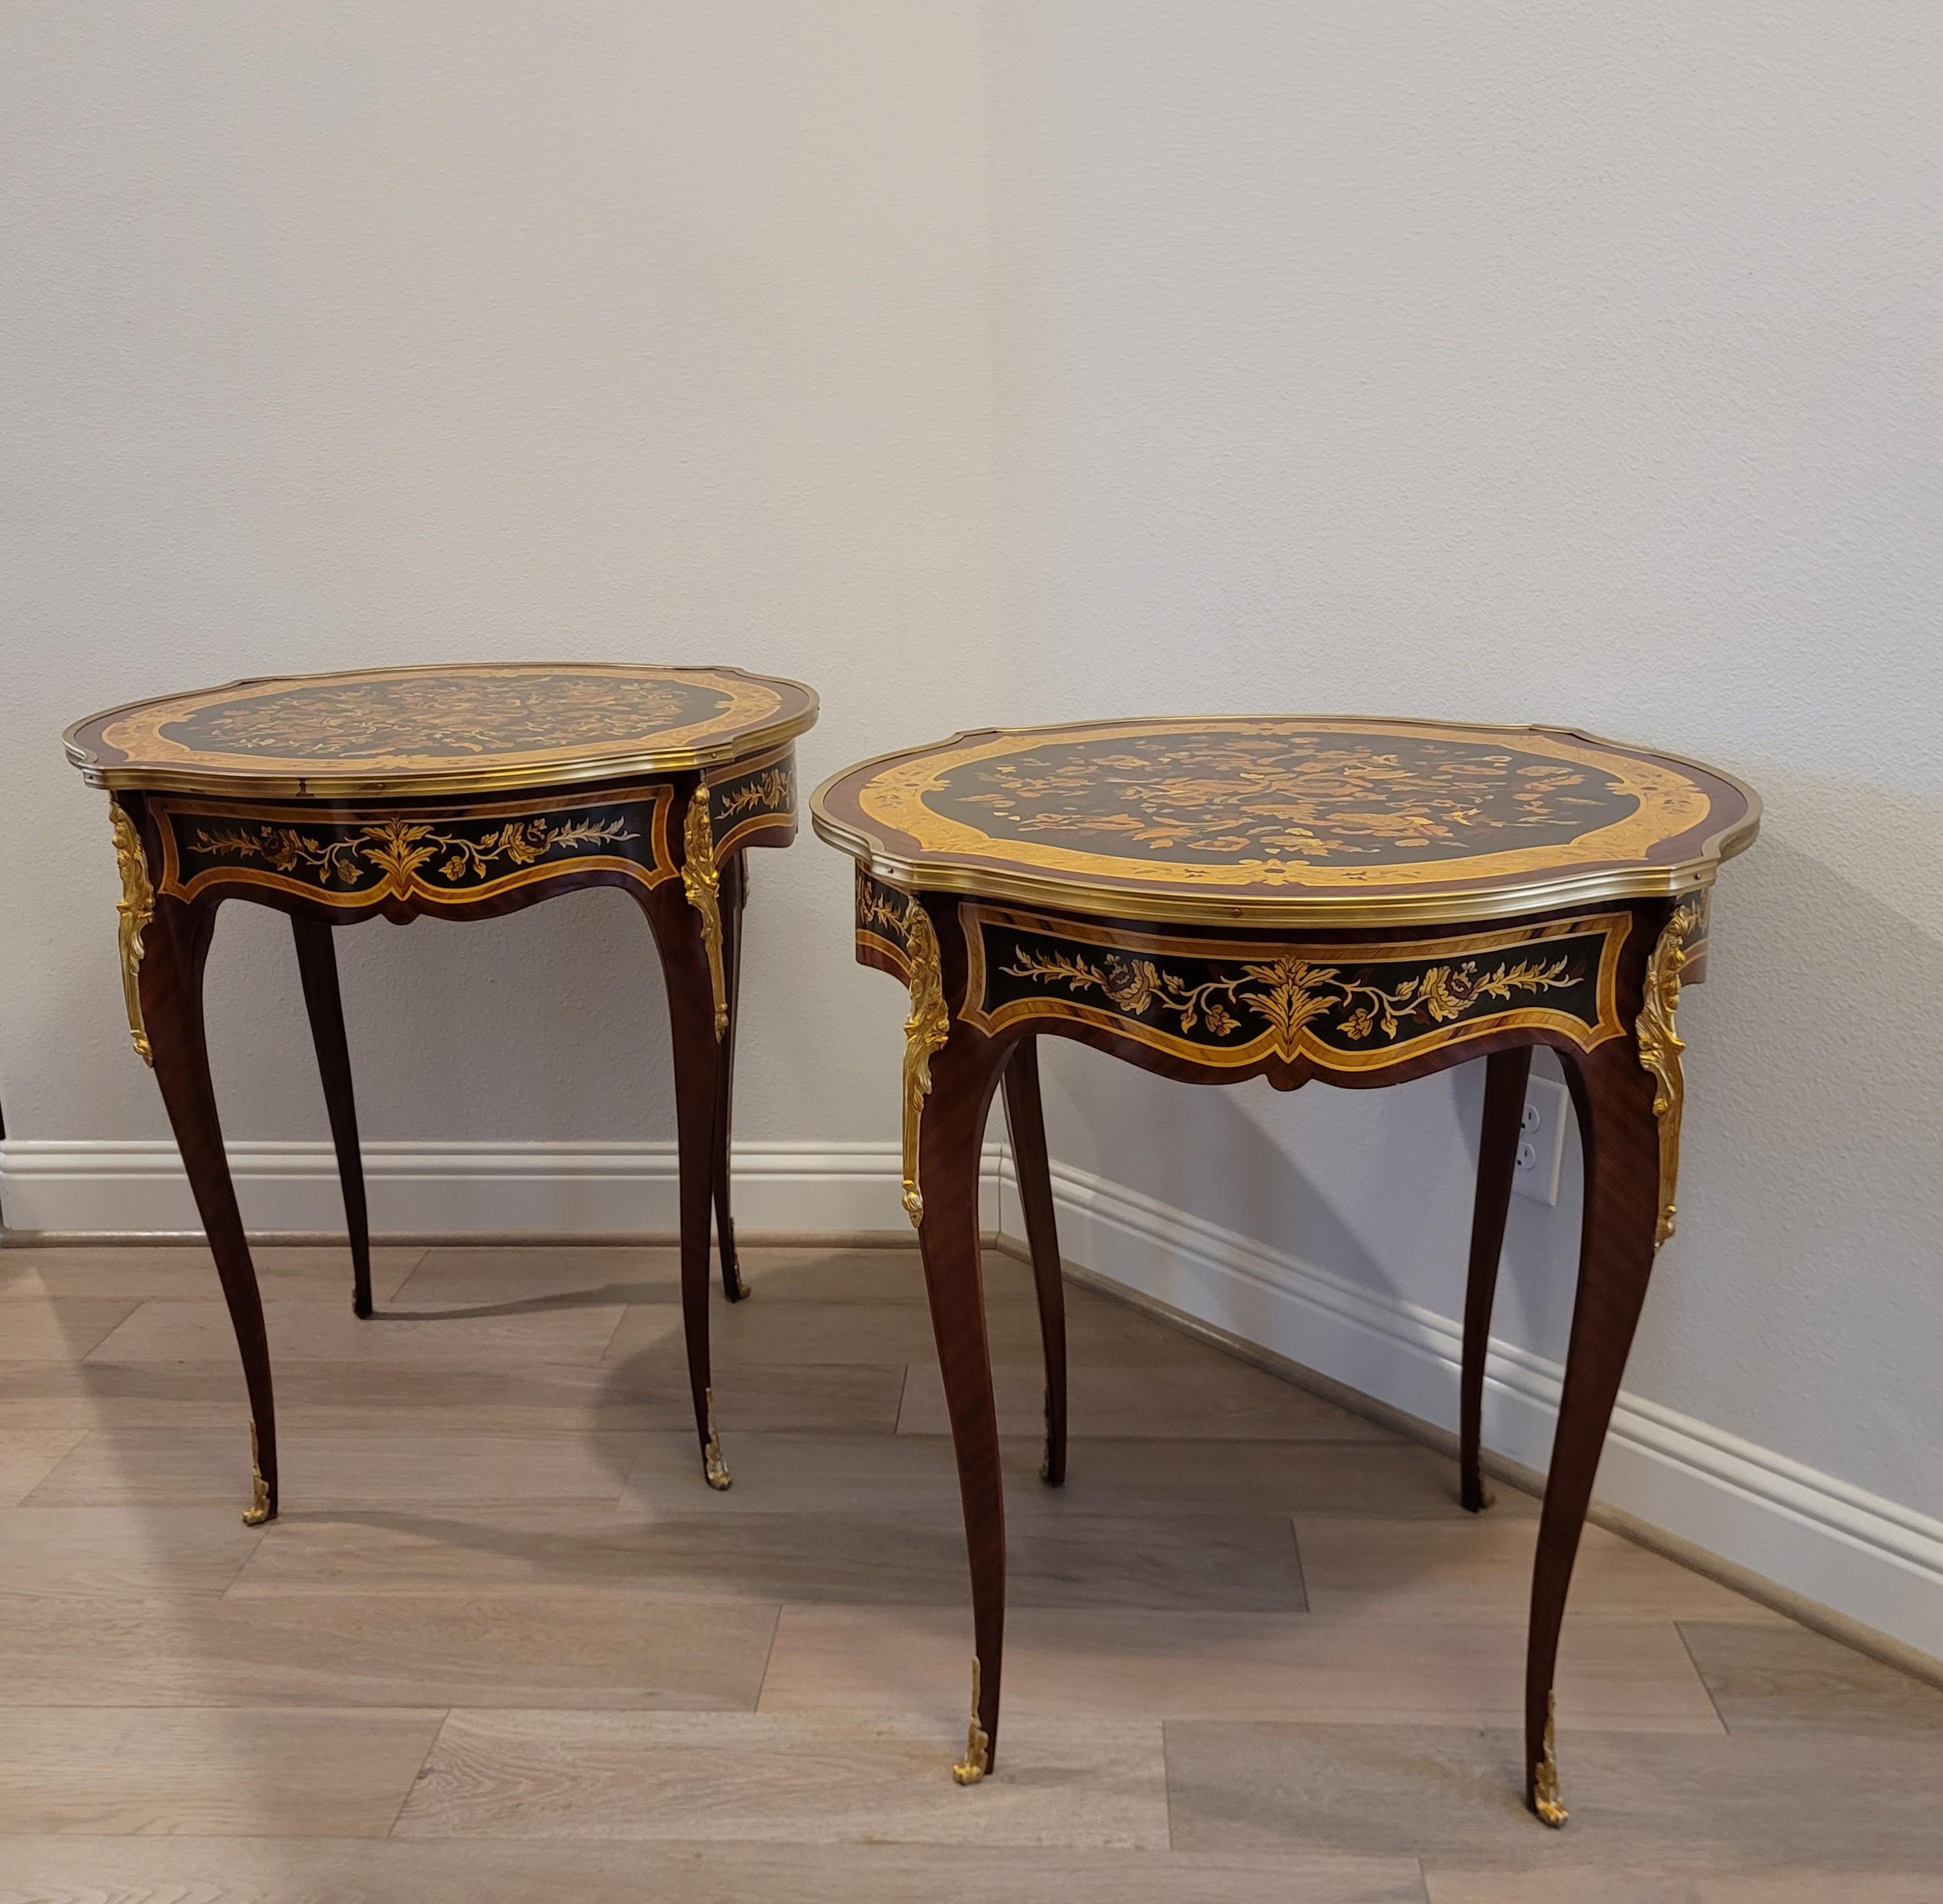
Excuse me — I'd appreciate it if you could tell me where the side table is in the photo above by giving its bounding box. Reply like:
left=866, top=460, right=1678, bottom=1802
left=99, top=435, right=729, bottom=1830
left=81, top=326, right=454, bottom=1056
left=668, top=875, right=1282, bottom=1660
left=67, top=661, right=818, bottom=1520
left=814, top=714, right=1757, bottom=1824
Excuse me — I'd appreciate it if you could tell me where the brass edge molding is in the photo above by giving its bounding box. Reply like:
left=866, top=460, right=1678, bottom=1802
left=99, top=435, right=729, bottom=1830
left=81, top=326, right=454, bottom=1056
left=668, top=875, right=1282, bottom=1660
left=961, top=905, right=1631, bottom=1074
left=1636, top=899, right=1700, bottom=1249
left=900, top=901, right=952, bottom=1227
left=152, top=785, right=679, bottom=910
left=66, top=663, right=820, bottom=799
left=682, top=787, right=730, bottom=1038
left=703, top=1386, right=732, bottom=1491
left=952, top=1657, right=991, bottom=1786
left=1532, top=1690, right=1566, bottom=1827
left=243, top=1420, right=271, bottom=1527
left=109, top=800, right=155, bottom=1066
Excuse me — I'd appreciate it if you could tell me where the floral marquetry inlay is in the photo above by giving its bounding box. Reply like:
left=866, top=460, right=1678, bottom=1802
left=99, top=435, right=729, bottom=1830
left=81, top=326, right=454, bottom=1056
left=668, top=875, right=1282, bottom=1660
left=159, top=674, right=710, bottom=764
left=717, top=768, right=792, bottom=822
left=152, top=788, right=677, bottom=909
left=190, top=814, right=639, bottom=895
left=962, top=905, right=1631, bottom=1072
left=703, top=745, right=799, bottom=860
left=854, top=867, right=920, bottom=980
left=997, top=945, right=1578, bottom=1047
left=936, top=730, right=1628, bottom=868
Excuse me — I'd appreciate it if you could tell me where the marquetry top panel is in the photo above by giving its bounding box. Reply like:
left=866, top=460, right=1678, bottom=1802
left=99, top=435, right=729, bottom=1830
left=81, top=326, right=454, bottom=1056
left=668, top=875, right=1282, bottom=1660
left=67, top=663, right=819, bottom=797
left=812, top=716, right=1759, bottom=927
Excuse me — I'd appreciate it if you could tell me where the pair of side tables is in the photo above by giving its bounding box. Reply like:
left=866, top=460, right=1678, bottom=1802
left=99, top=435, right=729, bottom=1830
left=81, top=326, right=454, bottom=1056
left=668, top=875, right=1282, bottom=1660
left=64, top=662, right=1760, bottom=1827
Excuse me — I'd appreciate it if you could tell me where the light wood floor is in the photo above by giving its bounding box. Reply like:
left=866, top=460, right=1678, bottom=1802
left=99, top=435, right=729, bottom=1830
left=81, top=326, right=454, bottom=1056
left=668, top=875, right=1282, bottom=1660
left=2, top=1239, right=1939, bottom=1901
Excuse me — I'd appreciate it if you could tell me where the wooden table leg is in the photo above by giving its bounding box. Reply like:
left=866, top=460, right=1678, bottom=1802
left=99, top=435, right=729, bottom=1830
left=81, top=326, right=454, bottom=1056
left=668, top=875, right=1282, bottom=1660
left=1001, top=1038, right=1068, bottom=1488
left=713, top=853, right=749, bottom=1303
left=914, top=1023, right=1011, bottom=1783
left=290, top=914, right=373, bottom=1319
left=140, top=896, right=278, bottom=1525
left=1524, top=1037, right=1663, bottom=1825
left=639, top=877, right=730, bottom=1491
left=1459, top=1044, right=1532, bottom=1512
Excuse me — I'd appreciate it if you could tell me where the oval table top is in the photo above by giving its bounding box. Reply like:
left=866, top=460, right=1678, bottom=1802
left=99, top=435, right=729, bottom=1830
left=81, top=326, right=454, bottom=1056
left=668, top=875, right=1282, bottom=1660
left=67, top=662, right=820, bottom=799
left=812, top=716, right=1759, bottom=928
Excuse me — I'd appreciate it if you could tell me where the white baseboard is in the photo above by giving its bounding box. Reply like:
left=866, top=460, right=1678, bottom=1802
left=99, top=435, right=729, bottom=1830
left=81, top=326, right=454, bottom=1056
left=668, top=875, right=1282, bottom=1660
left=0, top=1138, right=1001, bottom=1239
left=997, top=1157, right=1943, bottom=1666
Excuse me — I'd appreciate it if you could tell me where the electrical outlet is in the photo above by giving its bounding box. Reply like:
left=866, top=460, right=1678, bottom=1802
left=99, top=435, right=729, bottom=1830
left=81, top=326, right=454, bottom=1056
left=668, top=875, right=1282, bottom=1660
left=1511, top=1074, right=1569, bottom=1205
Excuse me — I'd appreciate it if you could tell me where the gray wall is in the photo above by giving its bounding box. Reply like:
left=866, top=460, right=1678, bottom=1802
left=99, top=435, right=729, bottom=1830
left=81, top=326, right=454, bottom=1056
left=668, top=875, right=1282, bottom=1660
left=2, top=1, right=1005, bottom=1152
left=4, top=3, right=1937, bottom=1551
left=991, top=1, right=1943, bottom=1521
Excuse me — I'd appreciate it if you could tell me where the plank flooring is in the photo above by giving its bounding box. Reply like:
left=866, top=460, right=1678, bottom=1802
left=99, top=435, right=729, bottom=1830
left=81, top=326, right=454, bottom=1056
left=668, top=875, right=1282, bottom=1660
left=1, top=1237, right=1937, bottom=1900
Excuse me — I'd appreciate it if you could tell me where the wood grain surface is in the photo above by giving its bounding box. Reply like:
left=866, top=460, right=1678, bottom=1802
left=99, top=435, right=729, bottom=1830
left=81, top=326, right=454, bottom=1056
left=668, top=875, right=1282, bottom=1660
left=1, top=1238, right=1933, bottom=1895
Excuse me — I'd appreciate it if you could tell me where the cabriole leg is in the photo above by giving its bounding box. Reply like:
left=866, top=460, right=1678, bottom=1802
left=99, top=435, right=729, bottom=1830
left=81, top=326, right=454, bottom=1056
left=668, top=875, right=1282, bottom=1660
left=1524, top=1040, right=1662, bottom=1825
left=140, top=896, right=279, bottom=1525
left=639, top=880, right=730, bottom=1490
left=1459, top=1044, right=1533, bottom=1511
left=1001, top=1037, right=1068, bottom=1488
left=914, top=1027, right=1012, bottom=1782
left=712, top=853, right=749, bottom=1303
left=290, top=914, right=373, bottom=1318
